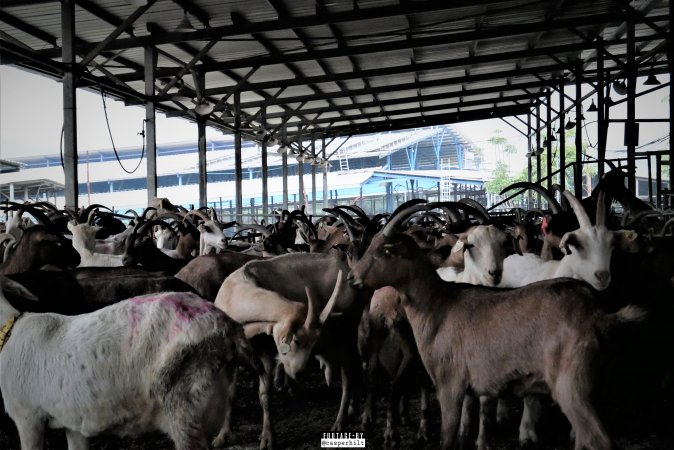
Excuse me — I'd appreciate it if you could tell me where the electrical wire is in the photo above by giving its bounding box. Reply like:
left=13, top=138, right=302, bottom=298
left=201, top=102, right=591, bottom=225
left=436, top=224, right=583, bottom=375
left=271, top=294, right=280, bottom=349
left=100, top=86, right=145, bottom=174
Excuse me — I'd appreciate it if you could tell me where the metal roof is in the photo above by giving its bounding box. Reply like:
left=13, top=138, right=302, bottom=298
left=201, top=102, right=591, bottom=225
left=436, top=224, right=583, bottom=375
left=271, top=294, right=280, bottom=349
left=1, top=0, right=669, bottom=144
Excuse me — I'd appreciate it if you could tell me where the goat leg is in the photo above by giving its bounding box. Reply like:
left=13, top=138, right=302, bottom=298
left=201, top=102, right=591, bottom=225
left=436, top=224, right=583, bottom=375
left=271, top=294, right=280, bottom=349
left=416, top=384, right=430, bottom=443
left=65, top=429, right=89, bottom=450
left=518, top=395, right=542, bottom=445
left=437, top=376, right=467, bottom=450
left=258, top=353, right=275, bottom=450
left=331, top=365, right=353, bottom=432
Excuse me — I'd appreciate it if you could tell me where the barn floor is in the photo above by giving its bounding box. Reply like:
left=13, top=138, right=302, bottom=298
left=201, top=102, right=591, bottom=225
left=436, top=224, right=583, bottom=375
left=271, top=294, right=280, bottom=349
left=1, top=362, right=673, bottom=450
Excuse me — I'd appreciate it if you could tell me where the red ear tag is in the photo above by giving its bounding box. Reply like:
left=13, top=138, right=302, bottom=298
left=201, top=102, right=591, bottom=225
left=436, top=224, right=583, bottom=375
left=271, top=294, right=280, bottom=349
left=541, top=216, right=550, bottom=235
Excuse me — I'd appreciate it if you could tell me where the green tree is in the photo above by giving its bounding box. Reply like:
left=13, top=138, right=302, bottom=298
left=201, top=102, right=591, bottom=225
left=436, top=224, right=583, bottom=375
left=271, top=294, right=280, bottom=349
left=485, top=161, right=525, bottom=194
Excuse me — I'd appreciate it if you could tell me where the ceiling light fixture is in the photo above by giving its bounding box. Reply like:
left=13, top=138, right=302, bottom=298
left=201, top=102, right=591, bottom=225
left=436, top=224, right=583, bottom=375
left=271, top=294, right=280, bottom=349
left=587, top=99, right=598, bottom=112
left=176, top=11, right=195, bottom=31
left=612, top=79, right=627, bottom=96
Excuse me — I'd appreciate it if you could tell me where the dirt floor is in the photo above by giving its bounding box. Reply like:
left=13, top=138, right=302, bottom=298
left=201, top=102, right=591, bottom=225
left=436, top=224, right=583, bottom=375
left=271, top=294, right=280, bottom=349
left=2, top=359, right=674, bottom=450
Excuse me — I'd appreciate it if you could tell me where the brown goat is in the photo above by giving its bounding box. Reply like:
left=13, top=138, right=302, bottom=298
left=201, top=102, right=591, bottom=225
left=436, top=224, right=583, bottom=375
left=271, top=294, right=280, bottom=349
left=347, top=205, right=644, bottom=450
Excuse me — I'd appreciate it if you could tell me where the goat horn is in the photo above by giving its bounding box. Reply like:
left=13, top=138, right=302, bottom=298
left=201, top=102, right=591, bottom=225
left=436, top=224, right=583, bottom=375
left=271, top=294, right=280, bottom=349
left=388, top=198, right=427, bottom=222
left=562, top=190, right=592, bottom=228
left=304, top=270, right=344, bottom=330
left=381, top=204, right=429, bottom=237
left=185, top=210, right=210, bottom=223
left=596, top=190, right=607, bottom=226
left=124, top=209, right=139, bottom=218
left=333, top=205, right=369, bottom=224
left=362, top=213, right=388, bottom=243
left=500, top=182, right=561, bottom=214
left=324, top=208, right=360, bottom=242
left=458, top=198, right=491, bottom=222
left=231, top=224, right=272, bottom=239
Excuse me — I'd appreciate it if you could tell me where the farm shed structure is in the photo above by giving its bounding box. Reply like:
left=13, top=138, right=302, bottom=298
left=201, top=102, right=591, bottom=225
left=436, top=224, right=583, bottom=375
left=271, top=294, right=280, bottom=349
left=0, top=0, right=672, bottom=216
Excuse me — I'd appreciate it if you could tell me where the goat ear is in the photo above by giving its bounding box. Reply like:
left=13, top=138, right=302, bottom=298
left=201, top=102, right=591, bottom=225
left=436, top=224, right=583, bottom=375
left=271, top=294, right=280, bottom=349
left=559, top=231, right=581, bottom=255
left=0, top=278, right=39, bottom=302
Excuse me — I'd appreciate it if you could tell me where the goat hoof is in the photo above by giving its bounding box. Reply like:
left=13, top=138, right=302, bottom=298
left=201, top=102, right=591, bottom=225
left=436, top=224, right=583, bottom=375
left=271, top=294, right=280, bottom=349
left=384, top=428, right=400, bottom=448
left=259, top=431, right=274, bottom=450
left=416, top=421, right=429, bottom=443
left=518, top=429, right=539, bottom=446
left=211, top=430, right=231, bottom=448
left=331, top=421, right=345, bottom=432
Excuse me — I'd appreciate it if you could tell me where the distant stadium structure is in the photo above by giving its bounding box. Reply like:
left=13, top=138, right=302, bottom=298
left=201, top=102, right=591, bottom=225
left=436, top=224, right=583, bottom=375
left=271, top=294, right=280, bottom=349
left=1, top=125, right=490, bottom=220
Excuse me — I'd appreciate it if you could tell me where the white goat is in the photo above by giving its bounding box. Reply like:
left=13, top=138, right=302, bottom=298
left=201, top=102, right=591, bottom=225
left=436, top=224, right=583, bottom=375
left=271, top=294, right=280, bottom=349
left=435, top=225, right=507, bottom=286
left=500, top=191, right=637, bottom=291
left=0, top=278, right=248, bottom=450
left=67, top=221, right=125, bottom=267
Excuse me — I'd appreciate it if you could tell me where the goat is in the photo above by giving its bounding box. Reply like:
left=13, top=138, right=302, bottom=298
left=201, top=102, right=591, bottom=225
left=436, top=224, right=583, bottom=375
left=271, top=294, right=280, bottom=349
left=0, top=226, right=80, bottom=275
left=358, top=286, right=431, bottom=445
left=500, top=191, right=637, bottom=291
left=434, top=225, right=507, bottom=286
left=347, top=202, right=644, bottom=450
left=213, top=253, right=367, bottom=449
left=67, top=221, right=126, bottom=267
left=0, top=277, right=257, bottom=450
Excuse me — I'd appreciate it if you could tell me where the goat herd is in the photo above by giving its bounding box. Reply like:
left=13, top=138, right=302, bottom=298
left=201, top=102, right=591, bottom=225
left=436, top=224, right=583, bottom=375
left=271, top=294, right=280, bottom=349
left=1, top=168, right=674, bottom=450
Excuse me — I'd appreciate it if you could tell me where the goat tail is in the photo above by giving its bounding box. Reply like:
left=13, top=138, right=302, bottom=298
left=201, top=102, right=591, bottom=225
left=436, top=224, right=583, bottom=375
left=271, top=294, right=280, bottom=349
left=598, top=305, right=646, bottom=335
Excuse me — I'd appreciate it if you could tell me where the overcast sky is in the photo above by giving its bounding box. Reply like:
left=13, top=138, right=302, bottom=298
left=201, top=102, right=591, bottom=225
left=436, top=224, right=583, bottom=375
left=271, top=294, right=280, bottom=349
left=1, top=64, right=669, bottom=176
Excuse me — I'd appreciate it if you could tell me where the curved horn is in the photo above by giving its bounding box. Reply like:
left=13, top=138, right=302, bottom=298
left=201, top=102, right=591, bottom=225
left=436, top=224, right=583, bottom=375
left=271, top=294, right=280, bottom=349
left=596, top=190, right=607, bottom=226
left=124, top=209, right=139, bottom=218
left=362, top=213, right=388, bottom=243
left=304, top=270, right=344, bottom=330
left=334, top=205, right=369, bottom=224
left=184, top=209, right=210, bottom=223
left=324, top=208, right=359, bottom=242
left=141, top=206, right=158, bottom=220
left=381, top=204, right=429, bottom=237
left=458, top=198, right=491, bottom=222
left=388, top=198, right=427, bottom=222
left=500, top=182, right=561, bottom=214
left=562, top=191, right=592, bottom=228
left=231, top=224, right=272, bottom=239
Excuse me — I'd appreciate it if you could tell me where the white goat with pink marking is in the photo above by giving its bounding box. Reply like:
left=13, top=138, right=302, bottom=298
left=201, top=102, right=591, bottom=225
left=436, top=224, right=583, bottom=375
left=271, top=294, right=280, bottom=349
left=0, top=278, right=252, bottom=450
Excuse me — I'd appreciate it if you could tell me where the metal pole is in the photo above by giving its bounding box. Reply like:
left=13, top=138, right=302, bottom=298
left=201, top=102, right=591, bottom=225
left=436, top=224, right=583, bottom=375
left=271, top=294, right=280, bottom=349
left=234, top=92, right=243, bottom=221
left=297, top=126, right=304, bottom=210
left=546, top=90, right=552, bottom=192
left=527, top=111, right=532, bottom=209
left=670, top=0, right=674, bottom=192
left=597, top=38, right=606, bottom=179
left=322, top=137, right=328, bottom=209
left=62, top=0, right=78, bottom=209
left=197, top=116, right=207, bottom=207
left=144, top=45, right=158, bottom=206
left=557, top=75, right=566, bottom=189
left=536, top=101, right=541, bottom=205
left=626, top=17, right=637, bottom=192
left=282, top=125, right=289, bottom=210
left=575, top=59, right=583, bottom=198
left=261, top=107, right=269, bottom=223
left=311, top=133, right=317, bottom=215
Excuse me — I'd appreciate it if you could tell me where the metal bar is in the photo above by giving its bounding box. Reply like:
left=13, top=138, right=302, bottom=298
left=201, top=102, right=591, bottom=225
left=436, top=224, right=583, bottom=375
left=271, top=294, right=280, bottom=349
left=261, top=107, right=269, bottom=223
left=322, top=137, right=328, bottom=209
left=45, top=1, right=605, bottom=54
left=536, top=101, right=542, bottom=206
left=79, top=1, right=155, bottom=67
left=311, top=135, right=317, bottom=216
left=62, top=0, right=78, bottom=209
left=499, top=117, right=528, bottom=137
left=575, top=59, right=583, bottom=198
left=144, top=45, right=158, bottom=205
left=546, top=91, right=552, bottom=192
left=282, top=125, right=289, bottom=210
left=626, top=17, right=636, bottom=192
left=0, top=10, right=57, bottom=46
left=234, top=92, right=243, bottom=221
left=557, top=75, right=567, bottom=190
left=198, top=117, right=207, bottom=207
left=298, top=126, right=304, bottom=210
left=527, top=111, right=532, bottom=209
left=671, top=0, right=674, bottom=195
left=597, top=38, right=606, bottom=179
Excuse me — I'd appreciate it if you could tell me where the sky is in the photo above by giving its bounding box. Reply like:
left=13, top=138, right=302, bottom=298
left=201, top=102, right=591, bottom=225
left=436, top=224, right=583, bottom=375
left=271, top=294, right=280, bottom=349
left=1, top=64, right=670, bottom=178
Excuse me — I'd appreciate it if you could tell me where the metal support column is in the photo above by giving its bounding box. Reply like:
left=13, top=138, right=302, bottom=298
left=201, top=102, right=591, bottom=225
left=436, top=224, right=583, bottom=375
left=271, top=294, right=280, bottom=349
left=546, top=90, right=552, bottom=191
left=282, top=126, right=289, bottom=210
left=144, top=45, right=158, bottom=205
left=597, top=38, right=606, bottom=179
left=575, top=59, right=583, bottom=198
left=261, top=107, right=269, bottom=223
left=62, top=0, right=78, bottom=209
left=557, top=75, right=566, bottom=189
left=234, top=92, right=243, bottom=221
left=297, top=126, right=304, bottom=210
left=311, top=134, right=317, bottom=215
left=626, top=18, right=637, bottom=192
left=536, top=101, right=541, bottom=205
left=527, top=111, right=532, bottom=209
left=197, top=117, right=207, bottom=207
left=322, top=137, right=328, bottom=209
left=670, top=1, right=674, bottom=191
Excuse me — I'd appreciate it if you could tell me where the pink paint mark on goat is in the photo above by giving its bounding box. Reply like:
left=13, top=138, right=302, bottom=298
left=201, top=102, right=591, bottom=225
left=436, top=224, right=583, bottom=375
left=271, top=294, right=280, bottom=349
left=130, top=293, right=218, bottom=335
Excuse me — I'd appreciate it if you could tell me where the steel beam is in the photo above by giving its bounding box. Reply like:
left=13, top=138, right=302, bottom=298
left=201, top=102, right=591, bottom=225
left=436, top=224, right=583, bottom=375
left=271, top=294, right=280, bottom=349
left=546, top=91, right=553, bottom=192
left=234, top=92, right=243, bottom=221
left=670, top=0, right=674, bottom=193
left=144, top=45, right=158, bottom=205
left=597, top=38, right=606, bottom=179
left=626, top=17, right=637, bottom=192
left=62, top=0, right=78, bottom=209
left=261, top=107, right=269, bottom=223
left=575, top=60, right=583, bottom=198
left=298, top=126, right=304, bottom=211
left=198, top=117, right=207, bottom=207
